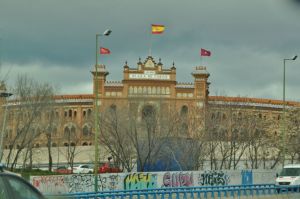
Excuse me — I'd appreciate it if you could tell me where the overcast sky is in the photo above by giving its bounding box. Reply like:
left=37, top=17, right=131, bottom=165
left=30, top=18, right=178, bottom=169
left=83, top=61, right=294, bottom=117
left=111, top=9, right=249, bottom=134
left=1, top=0, right=300, bottom=101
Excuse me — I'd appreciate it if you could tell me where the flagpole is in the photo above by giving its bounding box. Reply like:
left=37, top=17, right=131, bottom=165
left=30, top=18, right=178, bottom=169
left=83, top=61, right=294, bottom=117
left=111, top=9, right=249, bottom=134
left=149, top=26, right=153, bottom=56
left=200, top=54, right=203, bottom=66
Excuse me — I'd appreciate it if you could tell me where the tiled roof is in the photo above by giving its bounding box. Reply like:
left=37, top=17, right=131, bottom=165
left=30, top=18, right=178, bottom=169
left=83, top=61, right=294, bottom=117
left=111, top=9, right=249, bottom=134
left=54, top=94, right=94, bottom=103
left=54, top=94, right=94, bottom=100
left=208, top=96, right=300, bottom=108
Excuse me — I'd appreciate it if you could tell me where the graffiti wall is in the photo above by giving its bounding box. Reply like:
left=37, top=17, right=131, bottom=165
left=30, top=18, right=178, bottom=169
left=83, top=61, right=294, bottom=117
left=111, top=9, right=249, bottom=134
left=30, top=170, right=276, bottom=194
left=31, top=173, right=122, bottom=194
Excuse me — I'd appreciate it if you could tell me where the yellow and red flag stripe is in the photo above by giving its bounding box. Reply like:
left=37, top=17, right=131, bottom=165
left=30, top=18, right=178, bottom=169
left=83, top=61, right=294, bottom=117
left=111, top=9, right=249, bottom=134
left=151, top=24, right=165, bottom=34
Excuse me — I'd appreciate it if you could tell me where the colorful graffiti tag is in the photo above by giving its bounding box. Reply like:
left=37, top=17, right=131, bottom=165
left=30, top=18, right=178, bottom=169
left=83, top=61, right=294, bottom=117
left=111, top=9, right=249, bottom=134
left=198, top=171, right=230, bottom=186
left=162, top=172, right=193, bottom=187
left=124, top=173, right=157, bottom=190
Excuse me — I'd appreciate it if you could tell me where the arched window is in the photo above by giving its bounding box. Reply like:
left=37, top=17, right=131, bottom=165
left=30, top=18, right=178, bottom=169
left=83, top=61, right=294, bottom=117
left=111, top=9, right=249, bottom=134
left=152, top=87, right=156, bottom=94
left=74, top=111, right=77, bottom=118
left=143, top=86, right=147, bottom=94
left=87, top=109, right=92, bottom=117
left=166, top=87, right=170, bottom=94
left=180, top=106, right=188, bottom=117
left=138, top=86, right=142, bottom=94
left=109, top=104, right=117, bottom=114
left=69, top=109, right=72, bottom=117
left=82, top=142, right=88, bottom=146
left=71, top=126, right=76, bottom=135
left=142, top=105, right=156, bottom=121
left=238, top=112, right=242, bottom=119
left=211, top=113, right=215, bottom=120
left=161, top=87, right=165, bottom=94
left=222, top=113, right=226, bottom=120
left=148, top=87, right=151, bottom=94
left=82, top=125, right=91, bottom=137
left=64, top=127, right=70, bottom=138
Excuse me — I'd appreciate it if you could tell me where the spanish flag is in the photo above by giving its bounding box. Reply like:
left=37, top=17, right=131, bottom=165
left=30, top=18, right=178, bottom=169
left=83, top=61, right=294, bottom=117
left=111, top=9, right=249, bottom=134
left=151, top=24, right=165, bottom=34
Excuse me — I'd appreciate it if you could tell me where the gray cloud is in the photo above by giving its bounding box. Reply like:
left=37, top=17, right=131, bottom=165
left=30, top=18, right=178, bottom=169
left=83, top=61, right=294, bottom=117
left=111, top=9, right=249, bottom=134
left=1, top=0, right=300, bottom=101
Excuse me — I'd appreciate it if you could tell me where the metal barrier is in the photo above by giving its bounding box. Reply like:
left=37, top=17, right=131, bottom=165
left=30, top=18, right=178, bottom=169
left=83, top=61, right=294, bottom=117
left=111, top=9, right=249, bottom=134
left=46, top=184, right=300, bottom=199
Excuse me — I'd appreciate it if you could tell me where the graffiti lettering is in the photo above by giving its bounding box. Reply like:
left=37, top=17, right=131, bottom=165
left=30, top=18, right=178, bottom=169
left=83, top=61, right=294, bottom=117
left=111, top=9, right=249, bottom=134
left=32, top=176, right=68, bottom=194
left=66, top=175, right=94, bottom=193
left=198, top=171, right=230, bottom=186
left=98, top=174, right=121, bottom=191
left=162, top=172, right=193, bottom=187
left=124, top=173, right=157, bottom=190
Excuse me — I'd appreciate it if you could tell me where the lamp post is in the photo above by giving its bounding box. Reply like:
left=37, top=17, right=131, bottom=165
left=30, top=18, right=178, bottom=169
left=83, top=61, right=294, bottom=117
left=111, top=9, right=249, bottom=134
left=94, top=29, right=111, bottom=192
left=0, top=91, right=13, bottom=162
left=282, top=55, right=297, bottom=167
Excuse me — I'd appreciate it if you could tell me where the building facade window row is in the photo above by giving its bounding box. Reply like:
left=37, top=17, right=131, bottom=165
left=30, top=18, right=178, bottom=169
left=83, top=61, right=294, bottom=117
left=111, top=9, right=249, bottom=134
left=105, top=92, right=122, bottom=97
left=177, top=93, right=193, bottom=98
left=128, top=86, right=170, bottom=96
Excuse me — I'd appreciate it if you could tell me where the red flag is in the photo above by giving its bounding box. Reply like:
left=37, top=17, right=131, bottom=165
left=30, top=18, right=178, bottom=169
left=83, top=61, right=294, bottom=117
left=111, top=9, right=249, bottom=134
left=200, top=48, right=211, bottom=56
left=100, top=47, right=110, bottom=54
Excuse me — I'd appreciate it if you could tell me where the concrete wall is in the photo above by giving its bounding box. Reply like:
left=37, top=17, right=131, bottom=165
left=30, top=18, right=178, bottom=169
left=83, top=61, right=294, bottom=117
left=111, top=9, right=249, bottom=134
left=30, top=170, right=276, bottom=194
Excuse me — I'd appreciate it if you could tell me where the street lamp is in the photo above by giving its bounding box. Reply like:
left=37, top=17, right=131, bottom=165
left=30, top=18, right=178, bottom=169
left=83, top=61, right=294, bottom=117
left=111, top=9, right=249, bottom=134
left=282, top=55, right=297, bottom=167
left=94, top=29, right=111, bottom=192
left=0, top=91, right=13, bottom=162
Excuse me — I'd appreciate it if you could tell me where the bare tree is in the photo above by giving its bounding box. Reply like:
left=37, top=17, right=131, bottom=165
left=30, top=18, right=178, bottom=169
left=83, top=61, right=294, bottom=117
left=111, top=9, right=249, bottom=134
left=44, top=108, right=59, bottom=171
left=100, top=97, right=208, bottom=172
left=285, top=107, right=300, bottom=163
left=167, top=102, right=206, bottom=170
left=5, top=75, right=55, bottom=170
left=61, top=124, right=81, bottom=171
left=206, top=104, right=248, bottom=170
left=206, top=99, right=278, bottom=170
left=100, top=102, right=136, bottom=172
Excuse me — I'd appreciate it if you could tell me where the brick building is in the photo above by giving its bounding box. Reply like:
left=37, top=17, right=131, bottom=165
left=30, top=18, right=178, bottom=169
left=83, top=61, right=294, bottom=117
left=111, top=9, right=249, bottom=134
left=1, top=56, right=299, bottom=168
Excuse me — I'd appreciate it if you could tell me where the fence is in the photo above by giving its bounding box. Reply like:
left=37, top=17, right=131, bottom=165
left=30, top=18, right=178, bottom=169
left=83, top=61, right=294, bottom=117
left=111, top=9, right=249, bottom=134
left=46, top=184, right=300, bottom=199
